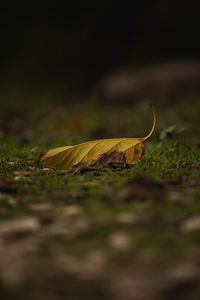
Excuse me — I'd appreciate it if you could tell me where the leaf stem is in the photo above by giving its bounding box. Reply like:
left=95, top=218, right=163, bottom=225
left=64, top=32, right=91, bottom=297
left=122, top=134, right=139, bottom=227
left=143, top=103, right=156, bottom=141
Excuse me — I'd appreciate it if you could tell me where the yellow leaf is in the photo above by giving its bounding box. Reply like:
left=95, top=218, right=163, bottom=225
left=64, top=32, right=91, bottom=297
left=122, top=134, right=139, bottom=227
left=39, top=103, right=156, bottom=171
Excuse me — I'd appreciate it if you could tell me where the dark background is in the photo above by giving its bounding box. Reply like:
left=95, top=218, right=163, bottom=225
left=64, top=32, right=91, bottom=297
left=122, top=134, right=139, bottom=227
left=1, top=4, right=200, bottom=300
left=0, top=1, right=200, bottom=94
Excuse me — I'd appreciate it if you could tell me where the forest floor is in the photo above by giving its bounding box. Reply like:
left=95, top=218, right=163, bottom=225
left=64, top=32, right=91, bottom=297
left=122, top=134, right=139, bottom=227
left=0, top=91, right=200, bottom=300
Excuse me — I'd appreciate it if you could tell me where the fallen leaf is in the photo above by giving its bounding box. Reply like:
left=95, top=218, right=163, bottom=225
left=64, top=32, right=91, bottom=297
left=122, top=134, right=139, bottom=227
left=39, top=103, right=156, bottom=171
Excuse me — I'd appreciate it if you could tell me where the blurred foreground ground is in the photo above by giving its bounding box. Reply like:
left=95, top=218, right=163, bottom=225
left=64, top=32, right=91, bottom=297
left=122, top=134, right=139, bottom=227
left=0, top=92, right=200, bottom=299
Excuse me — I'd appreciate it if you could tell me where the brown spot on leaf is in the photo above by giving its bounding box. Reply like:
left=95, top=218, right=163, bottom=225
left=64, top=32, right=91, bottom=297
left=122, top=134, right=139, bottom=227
left=92, top=151, right=126, bottom=167
left=72, top=162, right=98, bottom=174
left=142, top=143, right=145, bottom=154
left=134, top=148, right=139, bottom=155
left=38, top=150, right=48, bottom=161
left=72, top=151, right=126, bottom=173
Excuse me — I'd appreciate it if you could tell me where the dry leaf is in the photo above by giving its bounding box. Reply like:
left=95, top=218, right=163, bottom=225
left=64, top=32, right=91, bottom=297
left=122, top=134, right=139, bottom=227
left=39, top=103, right=156, bottom=171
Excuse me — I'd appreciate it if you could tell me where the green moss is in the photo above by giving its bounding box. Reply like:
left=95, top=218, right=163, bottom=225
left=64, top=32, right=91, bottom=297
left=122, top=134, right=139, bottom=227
left=0, top=96, right=200, bottom=298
